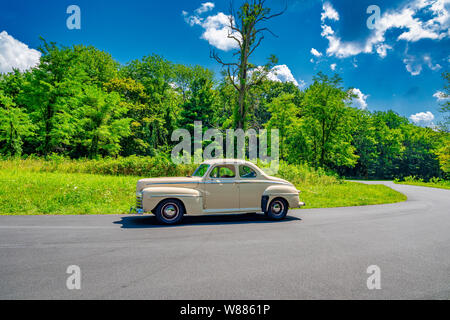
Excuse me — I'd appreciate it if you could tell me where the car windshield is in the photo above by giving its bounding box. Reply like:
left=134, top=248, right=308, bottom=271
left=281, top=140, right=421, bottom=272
left=192, top=164, right=210, bottom=177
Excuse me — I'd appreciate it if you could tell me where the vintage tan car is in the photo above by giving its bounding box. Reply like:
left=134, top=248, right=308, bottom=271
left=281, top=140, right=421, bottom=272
left=132, top=159, right=305, bottom=224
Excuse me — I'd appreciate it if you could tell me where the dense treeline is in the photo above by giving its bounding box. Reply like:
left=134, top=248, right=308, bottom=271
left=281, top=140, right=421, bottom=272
left=0, top=41, right=448, bottom=180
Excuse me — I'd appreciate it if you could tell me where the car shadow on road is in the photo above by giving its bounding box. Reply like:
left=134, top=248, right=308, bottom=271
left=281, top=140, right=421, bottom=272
left=114, top=214, right=301, bottom=228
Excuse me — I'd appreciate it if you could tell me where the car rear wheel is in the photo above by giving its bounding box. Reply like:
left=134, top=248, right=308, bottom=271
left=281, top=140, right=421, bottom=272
left=155, top=199, right=184, bottom=224
left=266, top=198, right=288, bottom=220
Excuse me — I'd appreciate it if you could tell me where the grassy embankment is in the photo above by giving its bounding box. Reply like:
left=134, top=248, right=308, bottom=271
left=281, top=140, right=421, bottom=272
left=394, top=176, right=450, bottom=190
left=0, top=157, right=406, bottom=215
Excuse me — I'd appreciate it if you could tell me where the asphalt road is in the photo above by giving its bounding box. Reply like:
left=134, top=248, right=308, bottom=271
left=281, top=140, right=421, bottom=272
left=0, top=181, right=449, bottom=299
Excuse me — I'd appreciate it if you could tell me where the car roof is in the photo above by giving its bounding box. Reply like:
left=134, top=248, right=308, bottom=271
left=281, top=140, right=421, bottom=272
left=201, top=158, right=256, bottom=166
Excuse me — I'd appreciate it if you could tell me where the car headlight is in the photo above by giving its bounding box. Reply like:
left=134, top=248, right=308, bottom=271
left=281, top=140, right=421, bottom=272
left=136, top=191, right=143, bottom=197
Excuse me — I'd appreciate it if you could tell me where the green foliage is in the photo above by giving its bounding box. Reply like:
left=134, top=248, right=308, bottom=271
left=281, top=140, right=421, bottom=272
left=178, top=68, right=216, bottom=132
left=266, top=93, right=298, bottom=159
left=300, top=73, right=357, bottom=168
left=120, top=54, right=182, bottom=154
left=395, top=175, right=450, bottom=190
left=0, top=38, right=447, bottom=182
left=0, top=156, right=196, bottom=177
left=0, top=87, right=35, bottom=156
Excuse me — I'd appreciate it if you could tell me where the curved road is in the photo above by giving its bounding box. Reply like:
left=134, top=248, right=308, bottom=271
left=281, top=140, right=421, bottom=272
left=0, top=181, right=449, bottom=299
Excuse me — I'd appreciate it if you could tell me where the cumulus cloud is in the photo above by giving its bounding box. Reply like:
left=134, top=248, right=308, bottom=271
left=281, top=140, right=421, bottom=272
left=321, top=2, right=339, bottom=22
left=424, top=55, right=442, bottom=70
left=330, top=63, right=337, bottom=71
left=402, top=53, right=442, bottom=75
left=183, top=4, right=240, bottom=51
left=267, top=64, right=300, bottom=87
left=320, top=0, right=449, bottom=59
left=351, top=88, right=369, bottom=109
left=403, top=56, right=423, bottom=75
left=200, top=13, right=240, bottom=51
left=195, top=2, right=215, bottom=15
left=0, top=31, right=41, bottom=74
left=433, top=90, right=448, bottom=100
left=310, top=48, right=322, bottom=57
left=409, top=111, right=435, bottom=126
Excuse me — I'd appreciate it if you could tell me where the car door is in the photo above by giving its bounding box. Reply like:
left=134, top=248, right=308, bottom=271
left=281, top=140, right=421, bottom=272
left=203, top=164, right=239, bottom=212
left=237, top=164, right=266, bottom=211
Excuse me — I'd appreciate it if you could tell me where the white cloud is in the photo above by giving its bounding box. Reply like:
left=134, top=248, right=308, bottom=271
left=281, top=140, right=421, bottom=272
left=324, top=34, right=364, bottom=58
left=330, top=63, right=337, bottom=71
left=267, top=64, right=300, bottom=87
left=321, top=2, right=339, bottom=22
left=424, top=55, right=442, bottom=70
left=433, top=90, right=448, bottom=100
left=321, top=24, right=334, bottom=37
left=375, top=43, right=392, bottom=58
left=403, top=57, right=423, bottom=75
left=183, top=5, right=240, bottom=51
left=0, top=31, right=41, bottom=74
left=195, top=2, right=215, bottom=15
left=351, top=88, right=369, bottom=109
left=409, top=111, right=435, bottom=126
left=200, top=13, right=240, bottom=51
left=320, top=0, right=450, bottom=59
left=310, top=48, right=322, bottom=57
left=402, top=53, right=442, bottom=75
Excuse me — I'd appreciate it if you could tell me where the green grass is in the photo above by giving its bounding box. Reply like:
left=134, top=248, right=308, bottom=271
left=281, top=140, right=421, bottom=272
left=299, top=181, right=406, bottom=209
left=394, top=178, right=450, bottom=190
left=0, top=169, right=137, bottom=215
left=0, top=168, right=406, bottom=215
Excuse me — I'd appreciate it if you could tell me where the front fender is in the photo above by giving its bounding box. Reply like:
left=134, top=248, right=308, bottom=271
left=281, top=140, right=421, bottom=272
left=142, top=187, right=203, bottom=214
left=263, top=185, right=301, bottom=210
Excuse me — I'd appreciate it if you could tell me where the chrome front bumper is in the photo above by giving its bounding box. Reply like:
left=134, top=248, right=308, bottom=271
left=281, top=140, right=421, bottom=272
left=129, top=194, right=144, bottom=214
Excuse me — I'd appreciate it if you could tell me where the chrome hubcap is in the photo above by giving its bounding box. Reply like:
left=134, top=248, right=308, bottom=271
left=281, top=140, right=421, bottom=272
left=271, top=201, right=283, bottom=215
left=162, top=203, right=178, bottom=220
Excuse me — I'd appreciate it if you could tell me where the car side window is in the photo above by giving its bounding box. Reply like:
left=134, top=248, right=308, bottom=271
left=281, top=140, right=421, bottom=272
left=239, top=165, right=257, bottom=178
left=210, top=165, right=236, bottom=178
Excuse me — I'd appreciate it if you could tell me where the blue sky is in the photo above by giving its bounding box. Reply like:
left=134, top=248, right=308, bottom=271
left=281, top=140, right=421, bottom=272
left=0, top=0, right=449, bottom=126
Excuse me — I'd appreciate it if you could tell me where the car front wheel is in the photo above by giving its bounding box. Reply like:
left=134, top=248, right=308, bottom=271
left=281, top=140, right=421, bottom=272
left=155, top=199, right=185, bottom=224
left=266, top=198, right=288, bottom=220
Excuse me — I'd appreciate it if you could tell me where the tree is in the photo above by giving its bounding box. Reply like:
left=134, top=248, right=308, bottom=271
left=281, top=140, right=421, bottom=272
left=370, top=111, right=404, bottom=178
left=104, top=77, right=149, bottom=156
left=345, top=109, right=378, bottom=178
left=18, top=41, right=120, bottom=156
left=247, top=79, right=302, bottom=130
left=211, top=0, right=284, bottom=129
left=398, top=124, right=441, bottom=180
left=178, top=76, right=216, bottom=132
left=300, top=73, right=357, bottom=169
left=266, top=93, right=298, bottom=159
left=121, top=55, right=181, bottom=154
left=73, top=86, right=131, bottom=158
left=0, top=89, right=34, bottom=156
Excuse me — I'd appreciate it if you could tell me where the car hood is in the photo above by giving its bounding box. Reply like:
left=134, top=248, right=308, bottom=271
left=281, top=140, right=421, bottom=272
left=136, top=176, right=202, bottom=192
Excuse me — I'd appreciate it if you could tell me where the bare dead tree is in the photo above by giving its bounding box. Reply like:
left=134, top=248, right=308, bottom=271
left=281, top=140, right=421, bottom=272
left=211, top=0, right=286, bottom=129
